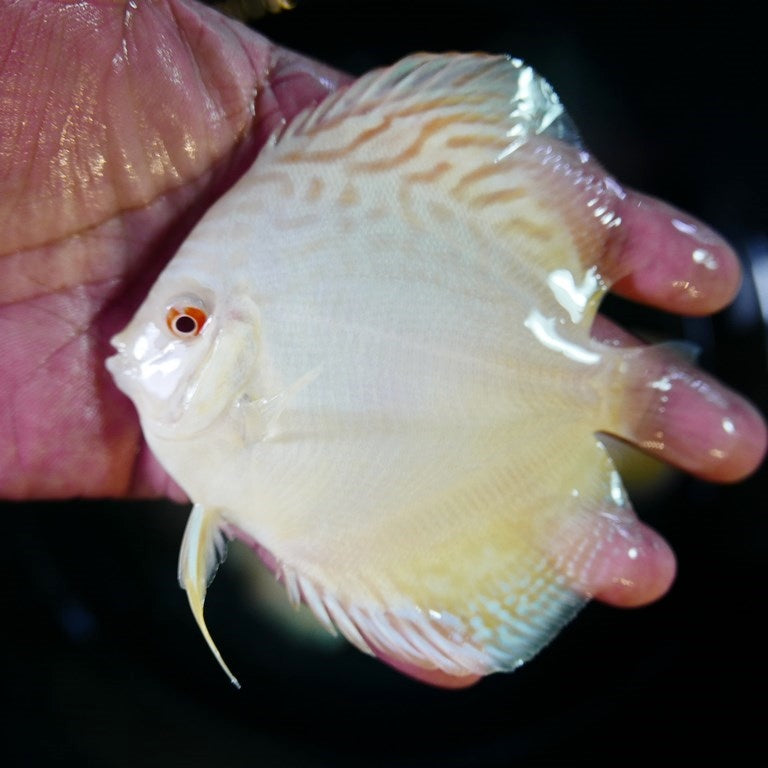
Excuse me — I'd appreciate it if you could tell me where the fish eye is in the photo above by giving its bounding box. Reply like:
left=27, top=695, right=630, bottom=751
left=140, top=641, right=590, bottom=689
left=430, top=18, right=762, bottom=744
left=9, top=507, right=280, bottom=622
left=166, top=303, right=209, bottom=339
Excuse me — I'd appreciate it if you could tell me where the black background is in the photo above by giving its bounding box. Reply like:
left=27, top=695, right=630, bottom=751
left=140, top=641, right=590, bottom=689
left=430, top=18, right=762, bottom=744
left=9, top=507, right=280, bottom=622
left=3, top=1, right=766, bottom=765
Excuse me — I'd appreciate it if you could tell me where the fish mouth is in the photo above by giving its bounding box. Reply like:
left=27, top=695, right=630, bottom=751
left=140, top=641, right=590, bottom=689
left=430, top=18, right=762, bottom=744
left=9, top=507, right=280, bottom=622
left=105, top=339, right=139, bottom=398
left=105, top=329, right=224, bottom=437
left=107, top=315, right=262, bottom=441
left=106, top=330, right=182, bottom=402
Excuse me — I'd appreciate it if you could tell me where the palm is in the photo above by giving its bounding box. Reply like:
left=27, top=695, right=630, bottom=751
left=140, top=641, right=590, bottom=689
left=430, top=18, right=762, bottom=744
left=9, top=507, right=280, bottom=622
left=0, top=0, right=346, bottom=498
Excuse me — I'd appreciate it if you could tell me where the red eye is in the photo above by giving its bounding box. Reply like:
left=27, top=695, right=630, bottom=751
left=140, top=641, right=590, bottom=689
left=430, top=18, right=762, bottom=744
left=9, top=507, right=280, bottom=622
left=166, top=305, right=208, bottom=338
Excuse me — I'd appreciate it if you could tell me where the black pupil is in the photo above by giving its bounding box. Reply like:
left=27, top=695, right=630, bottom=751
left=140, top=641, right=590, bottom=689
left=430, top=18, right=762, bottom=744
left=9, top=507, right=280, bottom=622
left=174, top=315, right=197, bottom=335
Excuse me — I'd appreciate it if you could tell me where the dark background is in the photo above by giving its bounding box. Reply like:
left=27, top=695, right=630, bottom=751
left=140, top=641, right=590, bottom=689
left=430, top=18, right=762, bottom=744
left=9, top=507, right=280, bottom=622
left=3, top=1, right=766, bottom=765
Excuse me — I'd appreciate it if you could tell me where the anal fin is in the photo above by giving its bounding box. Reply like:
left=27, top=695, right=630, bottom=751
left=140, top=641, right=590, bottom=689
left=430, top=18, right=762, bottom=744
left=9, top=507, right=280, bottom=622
left=178, top=502, right=240, bottom=688
left=277, top=559, right=584, bottom=679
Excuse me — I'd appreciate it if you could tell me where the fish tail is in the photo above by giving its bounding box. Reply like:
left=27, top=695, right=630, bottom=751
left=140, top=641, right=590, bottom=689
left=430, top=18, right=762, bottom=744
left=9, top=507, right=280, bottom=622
left=604, top=342, right=766, bottom=482
left=179, top=503, right=241, bottom=689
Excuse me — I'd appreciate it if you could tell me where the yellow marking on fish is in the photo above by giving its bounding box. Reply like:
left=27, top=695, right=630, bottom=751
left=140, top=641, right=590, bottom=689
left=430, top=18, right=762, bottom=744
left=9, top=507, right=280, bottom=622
left=467, top=187, right=529, bottom=209
left=493, top=215, right=555, bottom=242
left=337, top=182, right=360, bottom=207
left=405, top=161, right=453, bottom=184
left=446, top=134, right=509, bottom=151
left=354, top=113, right=500, bottom=172
left=305, top=176, right=325, bottom=202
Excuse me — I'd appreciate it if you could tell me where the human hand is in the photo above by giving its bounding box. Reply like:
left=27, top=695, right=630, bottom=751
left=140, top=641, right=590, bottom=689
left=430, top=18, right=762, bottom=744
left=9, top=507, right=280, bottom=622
left=1, top=0, right=765, bottom=689
left=0, top=0, right=349, bottom=499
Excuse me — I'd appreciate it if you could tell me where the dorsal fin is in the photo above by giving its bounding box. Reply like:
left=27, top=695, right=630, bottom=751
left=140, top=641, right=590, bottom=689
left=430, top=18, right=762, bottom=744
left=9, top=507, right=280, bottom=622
left=178, top=503, right=240, bottom=688
left=279, top=53, right=579, bottom=151
left=257, top=52, right=613, bottom=315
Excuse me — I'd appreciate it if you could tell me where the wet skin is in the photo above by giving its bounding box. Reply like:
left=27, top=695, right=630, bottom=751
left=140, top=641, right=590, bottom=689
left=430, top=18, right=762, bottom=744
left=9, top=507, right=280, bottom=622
left=1, top=0, right=765, bottom=688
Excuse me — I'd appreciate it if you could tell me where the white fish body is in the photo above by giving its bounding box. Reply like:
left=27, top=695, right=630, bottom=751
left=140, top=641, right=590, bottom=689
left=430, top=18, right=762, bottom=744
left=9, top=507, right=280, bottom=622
left=107, top=54, right=666, bottom=683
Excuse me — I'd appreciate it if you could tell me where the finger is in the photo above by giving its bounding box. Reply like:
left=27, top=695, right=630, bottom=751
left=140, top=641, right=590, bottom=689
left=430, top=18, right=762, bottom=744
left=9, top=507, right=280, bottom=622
left=585, top=519, right=677, bottom=609
left=606, top=192, right=743, bottom=316
left=587, top=315, right=763, bottom=605
left=614, top=342, right=767, bottom=483
left=556, top=506, right=678, bottom=609
left=527, top=142, right=741, bottom=317
left=592, top=315, right=767, bottom=482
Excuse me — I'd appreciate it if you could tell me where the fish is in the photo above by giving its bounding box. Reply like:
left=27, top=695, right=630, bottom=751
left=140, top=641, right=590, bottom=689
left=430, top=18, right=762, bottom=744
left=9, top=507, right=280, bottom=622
left=106, top=53, right=724, bottom=685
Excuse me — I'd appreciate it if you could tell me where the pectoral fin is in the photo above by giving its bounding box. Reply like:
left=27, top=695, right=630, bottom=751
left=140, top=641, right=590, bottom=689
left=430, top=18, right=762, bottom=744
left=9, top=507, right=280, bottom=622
left=178, top=502, right=240, bottom=688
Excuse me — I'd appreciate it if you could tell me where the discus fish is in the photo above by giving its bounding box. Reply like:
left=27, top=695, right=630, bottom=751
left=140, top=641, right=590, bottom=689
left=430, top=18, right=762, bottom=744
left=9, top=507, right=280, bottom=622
left=106, top=53, right=736, bottom=685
